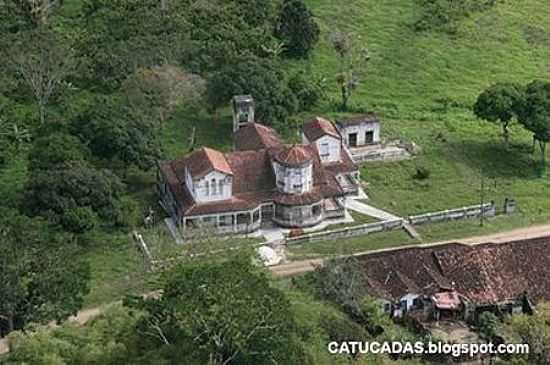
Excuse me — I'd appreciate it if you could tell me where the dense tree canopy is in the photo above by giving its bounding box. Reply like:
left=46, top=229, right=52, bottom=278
left=206, top=57, right=298, bottom=124
left=122, top=65, right=206, bottom=124
left=0, top=209, right=90, bottom=336
left=474, top=82, right=523, bottom=147
left=274, top=0, right=320, bottom=58
left=127, top=255, right=307, bottom=364
left=516, top=80, right=550, bottom=164
left=24, top=160, right=125, bottom=233
left=71, top=95, right=162, bottom=171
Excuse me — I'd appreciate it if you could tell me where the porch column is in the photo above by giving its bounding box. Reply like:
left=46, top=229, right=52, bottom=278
left=233, top=213, right=237, bottom=233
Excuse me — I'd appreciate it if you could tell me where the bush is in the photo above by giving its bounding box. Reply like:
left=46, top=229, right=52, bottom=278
left=319, top=312, right=369, bottom=345
left=414, top=0, right=496, bottom=33
left=288, top=71, right=325, bottom=111
left=413, top=166, right=431, bottom=180
left=275, top=0, right=320, bottom=58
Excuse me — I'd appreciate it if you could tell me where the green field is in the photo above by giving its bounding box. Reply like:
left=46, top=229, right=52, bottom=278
left=3, top=0, right=550, bottom=307
left=152, top=0, right=550, bottom=257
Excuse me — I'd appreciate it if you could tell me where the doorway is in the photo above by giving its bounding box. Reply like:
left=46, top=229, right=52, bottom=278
left=365, top=131, right=374, bottom=144
left=348, top=133, right=357, bottom=147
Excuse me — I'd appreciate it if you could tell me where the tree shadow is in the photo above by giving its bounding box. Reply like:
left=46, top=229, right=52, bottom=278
left=443, top=139, right=541, bottom=180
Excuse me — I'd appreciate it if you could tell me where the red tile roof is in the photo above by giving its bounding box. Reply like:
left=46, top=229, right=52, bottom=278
left=184, top=147, right=233, bottom=179
left=234, top=124, right=283, bottom=151
left=160, top=143, right=346, bottom=217
left=303, top=116, right=340, bottom=141
left=432, top=291, right=461, bottom=310
left=355, top=238, right=550, bottom=306
left=274, top=144, right=314, bottom=166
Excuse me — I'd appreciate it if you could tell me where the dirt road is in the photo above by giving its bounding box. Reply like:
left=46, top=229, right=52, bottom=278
left=270, top=223, right=550, bottom=277
left=3, top=224, right=550, bottom=356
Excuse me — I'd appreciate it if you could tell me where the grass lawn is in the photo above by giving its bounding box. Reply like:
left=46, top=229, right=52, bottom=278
left=152, top=0, right=550, bottom=258
left=301, top=0, right=550, bottom=219
left=287, top=228, right=418, bottom=260
left=82, top=231, right=154, bottom=307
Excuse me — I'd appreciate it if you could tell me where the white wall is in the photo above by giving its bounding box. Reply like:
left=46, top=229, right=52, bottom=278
left=400, top=293, right=420, bottom=311
left=273, top=161, right=313, bottom=194
left=189, top=170, right=233, bottom=203
left=341, top=122, right=381, bottom=147
left=315, top=135, right=341, bottom=163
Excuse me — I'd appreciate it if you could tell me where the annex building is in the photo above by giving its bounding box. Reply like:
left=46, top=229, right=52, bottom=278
left=158, top=96, right=361, bottom=234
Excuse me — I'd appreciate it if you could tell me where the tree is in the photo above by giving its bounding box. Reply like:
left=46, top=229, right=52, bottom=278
left=126, top=255, right=307, bottom=364
left=0, top=209, right=90, bottom=336
left=72, top=95, right=161, bottom=171
left=507, top=303, right=550, bottom=364
left=122, top=64, right=206, bottom=124
left=9, top=28, right=76, bottom=124
left=28, top=133, right=90, bottom=171
left=478, top=311, right=499, bottom=340
left=288, top=70, right=325, bottom=111
left=206, top=57, right=298, bottom=124
left=516, top=80, right=550, bottom=165
left=77, top=0, right=182, bottom=90
left=474, top=82, right=523, bottom=148
left=23, top=160, right=125, bottom=233
left=313, top=256, right=370, bottom=320
left=331, top=31, right=370, bottom=111
left=5, top=307, right=143, bottom=364
left=274, top=0, right=320, bottom=59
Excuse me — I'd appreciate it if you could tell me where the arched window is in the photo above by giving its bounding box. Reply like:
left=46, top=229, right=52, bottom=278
left=211, top=178, right=217, bottom=195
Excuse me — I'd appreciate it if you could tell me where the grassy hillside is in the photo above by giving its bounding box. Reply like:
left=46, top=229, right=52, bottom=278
left=297, top=0, right=550, bottom=221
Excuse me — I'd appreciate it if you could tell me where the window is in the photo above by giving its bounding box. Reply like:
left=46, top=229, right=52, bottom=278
left=218, top=180, right=224, bottom=195
left=211, top=178, right=217, bottom=195
left=320, top=142, right=329, bottom=158
left=219, top=215, right=233, bottom=227
left=205, top=180, right=210, bottom=196
left=293, top=184, right=303, bottom=192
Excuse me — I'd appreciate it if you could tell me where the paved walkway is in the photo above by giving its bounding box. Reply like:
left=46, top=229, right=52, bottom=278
left=345, top=199, right=401, bottom=221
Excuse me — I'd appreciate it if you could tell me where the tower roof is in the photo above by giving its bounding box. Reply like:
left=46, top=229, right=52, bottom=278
left=274, top=145, right=314, bottom=166
left=234, top=123, right=283, bottom=151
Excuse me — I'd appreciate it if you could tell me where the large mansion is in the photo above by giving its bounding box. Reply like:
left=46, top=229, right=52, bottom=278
left=158, top=96, right=369, bottom=234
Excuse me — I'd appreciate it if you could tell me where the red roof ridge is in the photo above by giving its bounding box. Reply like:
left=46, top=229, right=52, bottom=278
left=185, top=147, right=233, bottom=178
left=303, top=116, right=340, bottom=141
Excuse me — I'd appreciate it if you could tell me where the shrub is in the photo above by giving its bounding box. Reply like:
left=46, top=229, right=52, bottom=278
left=414, top=0, right=497, bottom=33
left=413, top=166, right=431, bottom=180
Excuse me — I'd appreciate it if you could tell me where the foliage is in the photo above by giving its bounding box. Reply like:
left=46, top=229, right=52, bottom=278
left=414, top=0, right=497, bottom=33
left=478, top=311, right=499, bottom=340
left=331, top=31, right=370, bottom=111
left=0, top=208, right=90, bottom=336
left=76, top=0, right=181, bottom=90
left=28, top=133, right=90, bottom=171
left=413, top=166, right=431, bottom=180
left=122, top=64, right=206, bottom=124
left=7, top=27, right=76, bottom=124
left=23, top=160, right=125, bottom=233
left=206, top=57, right=298, bottom=124
left=5, top=307, right=142, bottom=365
left=505, top=302, right=550, bottom=364
left=312, top=256, right=370, bottom=319
left=288, top=70, right=325, bottom=111
left=71, top=95, right=161, bottom=171
left=516, top=80, right=550, bottom=164
left=274, top=0, right=320, bottom=59
left=474, top=82, right=524, bottom=147
left=126, top=255, right=307, bottom=364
